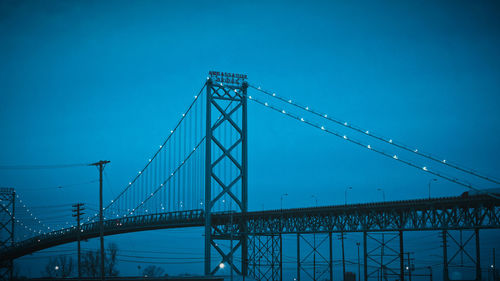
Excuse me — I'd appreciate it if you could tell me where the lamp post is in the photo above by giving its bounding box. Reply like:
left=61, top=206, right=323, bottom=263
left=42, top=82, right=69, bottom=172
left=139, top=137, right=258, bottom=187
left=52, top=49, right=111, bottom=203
left=428, top=179, right=437, bottom=199
left=280, top=193, right=288, bottom=210
left=377, top=188, right=386, bottom=202
left=345, top=186, right=352, bottom=205
left=311, top=195, right=318, bottom=207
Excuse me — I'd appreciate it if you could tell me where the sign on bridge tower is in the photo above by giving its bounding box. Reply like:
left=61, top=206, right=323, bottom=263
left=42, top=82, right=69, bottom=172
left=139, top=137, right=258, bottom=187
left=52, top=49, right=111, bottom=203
left=205, top=71, right=248, bottom=275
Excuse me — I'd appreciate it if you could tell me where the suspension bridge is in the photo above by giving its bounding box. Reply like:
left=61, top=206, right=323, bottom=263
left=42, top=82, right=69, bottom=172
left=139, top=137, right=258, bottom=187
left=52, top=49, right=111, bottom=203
left=1, top=71, right=499, bottom=281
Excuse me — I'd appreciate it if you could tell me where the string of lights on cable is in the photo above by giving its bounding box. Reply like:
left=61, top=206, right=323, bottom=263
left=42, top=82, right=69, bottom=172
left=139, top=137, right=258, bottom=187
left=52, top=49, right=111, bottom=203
left=249, top=84, right=500, bottom=186
left=245, top=93, right=499, bottom=199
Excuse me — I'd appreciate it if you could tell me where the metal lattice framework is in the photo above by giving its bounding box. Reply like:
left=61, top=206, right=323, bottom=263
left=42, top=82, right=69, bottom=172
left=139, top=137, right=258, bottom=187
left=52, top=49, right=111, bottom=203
left=248, top=234, right=281, bottom=281
left=0, top=188, right=15, bottom=281
left=204, top=78, right=249, bottom=275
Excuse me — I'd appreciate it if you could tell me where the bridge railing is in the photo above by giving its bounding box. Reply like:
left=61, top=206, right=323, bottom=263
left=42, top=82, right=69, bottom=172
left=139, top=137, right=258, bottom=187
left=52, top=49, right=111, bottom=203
left=1, top=209, right=204, bottom=256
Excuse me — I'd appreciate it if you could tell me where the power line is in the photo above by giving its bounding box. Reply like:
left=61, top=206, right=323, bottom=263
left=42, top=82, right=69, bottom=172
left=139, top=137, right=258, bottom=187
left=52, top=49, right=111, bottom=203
left=0, top=163, right=90, bottom=170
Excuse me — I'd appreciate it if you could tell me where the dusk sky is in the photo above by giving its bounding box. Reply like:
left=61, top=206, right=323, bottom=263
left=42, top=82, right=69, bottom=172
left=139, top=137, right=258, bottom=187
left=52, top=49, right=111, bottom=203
left=1, top=0, right=499, bottom=279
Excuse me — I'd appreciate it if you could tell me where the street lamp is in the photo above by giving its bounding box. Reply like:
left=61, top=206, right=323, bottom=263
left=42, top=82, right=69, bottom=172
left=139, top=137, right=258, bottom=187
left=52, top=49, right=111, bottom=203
left=428, top=179, right=437, bottom=199
left=311, top=195, right=318, bottom=207
left=345, top=186, right=352, bottom=205
left=377, top=188, right=386, bottom=202
left=280, top=193, right=288, bottom=210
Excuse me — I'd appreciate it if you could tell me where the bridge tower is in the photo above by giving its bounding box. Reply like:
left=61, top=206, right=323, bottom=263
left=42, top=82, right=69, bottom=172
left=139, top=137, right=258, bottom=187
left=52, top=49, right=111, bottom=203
left=0, top=188, right=15, bottom=281
left=204, top=72, right=248, bottom=276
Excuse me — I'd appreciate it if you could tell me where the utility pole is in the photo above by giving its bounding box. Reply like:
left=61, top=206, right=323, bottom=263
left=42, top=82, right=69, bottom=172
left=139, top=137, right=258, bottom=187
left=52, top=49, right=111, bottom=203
left=493, top=248, right=496, bottom=281
left=407, top=252, right=413, bottom=281
left=90, top=160, right=110, bottom=281
left=340, top=232, right=346, bottom=281
left=72, top=203, right=85, bottom=279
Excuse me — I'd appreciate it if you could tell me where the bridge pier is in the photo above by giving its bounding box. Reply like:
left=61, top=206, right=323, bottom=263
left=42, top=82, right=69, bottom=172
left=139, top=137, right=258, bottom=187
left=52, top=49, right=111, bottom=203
left=365, top=232, right=401, bottom=281
left=248, top=234, right=281, bottom=281
left=442, top=229, right=482, bottom=281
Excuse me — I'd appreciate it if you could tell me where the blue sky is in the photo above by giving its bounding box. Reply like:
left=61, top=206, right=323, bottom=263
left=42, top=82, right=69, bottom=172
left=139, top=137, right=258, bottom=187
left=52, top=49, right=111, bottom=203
left=1, top=0, right=499, bottom=278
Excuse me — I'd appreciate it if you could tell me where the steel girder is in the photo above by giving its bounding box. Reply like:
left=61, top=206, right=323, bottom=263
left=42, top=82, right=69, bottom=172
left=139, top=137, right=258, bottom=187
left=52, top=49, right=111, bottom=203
left=227, top=195, right=500, bottom=235
left=0, top=187, right=15, bottom=281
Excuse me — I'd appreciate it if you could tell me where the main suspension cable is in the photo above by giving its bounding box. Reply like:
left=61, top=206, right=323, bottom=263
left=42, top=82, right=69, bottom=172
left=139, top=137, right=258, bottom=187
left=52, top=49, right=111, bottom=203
left=103, top=82, right=207, bottom=213
left=249, top=84, right=500, bottom=185
left=246, top=93, right=499, bottom=199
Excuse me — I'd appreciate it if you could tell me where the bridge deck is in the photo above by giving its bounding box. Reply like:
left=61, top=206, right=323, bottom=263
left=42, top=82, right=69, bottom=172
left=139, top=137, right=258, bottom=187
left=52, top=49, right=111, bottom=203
left=1, top=195, right=498, bottom=261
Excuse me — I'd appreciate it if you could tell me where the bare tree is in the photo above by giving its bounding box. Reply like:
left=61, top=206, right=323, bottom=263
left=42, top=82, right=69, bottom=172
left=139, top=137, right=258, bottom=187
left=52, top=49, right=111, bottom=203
left=81, top=250, right=99, bottom=277
left=105, top=242, right=119, bottom=276
left=81, top=243, right=119, bottom=277
left=142, top=265, right=165, bottom=277
left=43, top=255, right=74, bottom=277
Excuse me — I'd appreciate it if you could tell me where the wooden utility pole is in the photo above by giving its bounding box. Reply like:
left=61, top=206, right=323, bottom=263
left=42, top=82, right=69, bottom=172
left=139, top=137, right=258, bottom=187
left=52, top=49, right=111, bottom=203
left=72, top=203, right=85, bottom=279
left=90, top=160, right=110, bottom=281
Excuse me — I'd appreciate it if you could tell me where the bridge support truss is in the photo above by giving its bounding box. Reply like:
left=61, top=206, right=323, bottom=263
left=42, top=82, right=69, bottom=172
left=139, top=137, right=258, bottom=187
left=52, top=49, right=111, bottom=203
left=0, top=188, right=15, bottom=281
left=364, top=232, right=403, bottom=281
left=296, top=232, right=333, bottom=281
left=442, top=229, right=481, bottom=281
left=204, top=78, right=248, bottom=276
left=248, top=234, right=281, bottom=281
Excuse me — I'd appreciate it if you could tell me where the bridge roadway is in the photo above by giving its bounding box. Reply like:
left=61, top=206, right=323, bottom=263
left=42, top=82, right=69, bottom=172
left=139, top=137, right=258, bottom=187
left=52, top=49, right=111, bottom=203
left=1, top=195, right=498, bottom=261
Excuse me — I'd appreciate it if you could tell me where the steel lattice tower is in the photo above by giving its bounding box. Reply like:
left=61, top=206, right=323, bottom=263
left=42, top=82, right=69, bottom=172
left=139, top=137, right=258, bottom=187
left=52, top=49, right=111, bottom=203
left=0, top=188, right=15, bottom=281
left=204, top=74, right=248, bottom=276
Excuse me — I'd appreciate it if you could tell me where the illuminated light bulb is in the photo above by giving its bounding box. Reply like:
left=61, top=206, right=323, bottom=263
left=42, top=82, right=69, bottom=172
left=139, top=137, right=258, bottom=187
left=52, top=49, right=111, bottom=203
left=423, top=167, right=428, bottom=171
left=264, top=102, right=269, bottom=106
left=220, top=83, right=223, bottom=86
left=393, top=155, right=398, bottom=160
left=182, top=114, right=185, bottom=117
left=324, top=114, right=328, bottom=118
left=306, top=107, right=309, bottom=110
left=129, top=182, right=132, bottom=185
left=171, top=173, right=174, bottom=176
left=272, top=93, right=276, bottom=96
left=343, top=135, right=347, bottom=139
left=365, top=131, right=369, bottom=134
left=389, top=139, right=393, bottom=143
left=344, top=122, right=348, bottom=126
left=138, top=171, right=142, bottom=174
left=414, top=149, right=418, bottom=152
left=442, top=160, right=447, bottom=163
left=170, top=130, right=173, bottom=133
left=234, top=89, right=237, bottom=93
left=288, top=100, right=292, bottom=103
left=149, top=159, right=151, bottom=162
left=367, top=145, right=371, bottom=149
left=150, top=193, right=153, bottom=196
left=258, top=86, right=261, bottom=90
left=300, top=118, right=305, bottom=122
left=249, top=96, right=252, bottom=99
left=194, top=95, right=197, bottom=98
left=321, top=126, right=325, bottom=130
left=282, top=110, right=286, bottom=114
